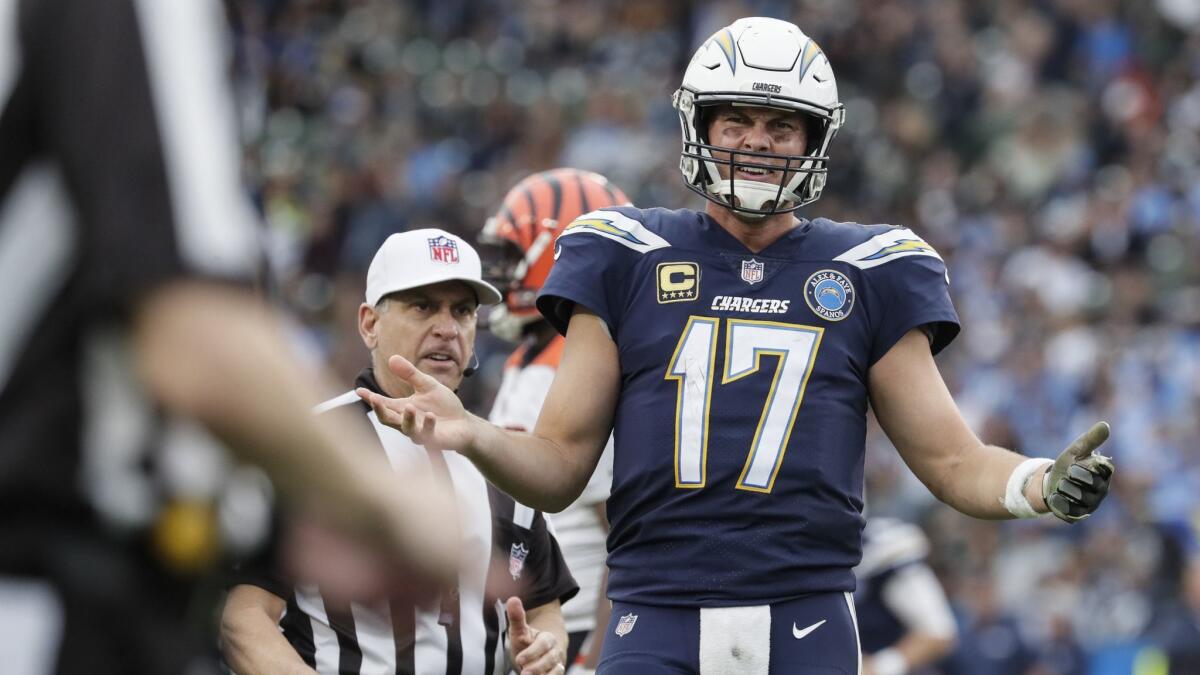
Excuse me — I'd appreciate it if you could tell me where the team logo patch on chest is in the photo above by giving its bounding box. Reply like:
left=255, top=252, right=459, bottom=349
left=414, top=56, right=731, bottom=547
left=740, top=258, right=765, bottom=284
left=804, top=269, right=855, bottom=321
left=657, top=262, right=700, bottom=303
left=509, top=542, right=529, bottom=579
left=428, top=235, right=460, bottom=264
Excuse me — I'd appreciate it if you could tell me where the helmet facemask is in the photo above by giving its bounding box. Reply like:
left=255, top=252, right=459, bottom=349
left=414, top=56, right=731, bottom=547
left=676, top=89, right=844, bottom=219
left=477, top=222, right=549, bottom=342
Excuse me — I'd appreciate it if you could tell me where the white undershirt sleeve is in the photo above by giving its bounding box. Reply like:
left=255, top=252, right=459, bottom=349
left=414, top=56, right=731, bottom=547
left=880, top=564, right=958, bottom=639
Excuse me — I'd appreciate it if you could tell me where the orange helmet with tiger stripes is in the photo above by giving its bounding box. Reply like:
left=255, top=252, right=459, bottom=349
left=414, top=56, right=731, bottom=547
left=480, top=168, right=630, bottom=324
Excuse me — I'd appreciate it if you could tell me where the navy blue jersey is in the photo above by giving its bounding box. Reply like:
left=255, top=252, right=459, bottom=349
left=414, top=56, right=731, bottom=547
left=537, top=207, right=959, bottom=607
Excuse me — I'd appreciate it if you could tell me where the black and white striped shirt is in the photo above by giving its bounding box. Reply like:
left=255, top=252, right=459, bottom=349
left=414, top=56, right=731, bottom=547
left=233, top=369, right=578, bottom=675
left=0, top=0, right=260, bottom=566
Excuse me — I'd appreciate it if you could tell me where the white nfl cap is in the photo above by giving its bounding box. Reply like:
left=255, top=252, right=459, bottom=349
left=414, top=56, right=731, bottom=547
left=365, top=228, right=502, bottom=306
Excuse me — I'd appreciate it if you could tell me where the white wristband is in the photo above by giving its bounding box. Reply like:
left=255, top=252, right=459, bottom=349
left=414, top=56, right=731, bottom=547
left=1002, top=457, right=1054, bottom=518
left=871, top=648, right=908, bottom=675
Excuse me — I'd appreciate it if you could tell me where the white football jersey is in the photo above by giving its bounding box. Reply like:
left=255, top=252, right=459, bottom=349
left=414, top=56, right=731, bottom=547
left=488, top=335, right=613, bottom=633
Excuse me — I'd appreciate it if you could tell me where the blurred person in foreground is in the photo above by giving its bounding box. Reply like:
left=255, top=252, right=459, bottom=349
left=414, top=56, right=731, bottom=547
left=222, top=230, right=576, bottom=675
left=357, top=17, right=1115, bottom=673
left=479, top=168, right=631, bottom=673
left=0, top=2, right=455, bottom=673
left=854, top=518, right=957, bottom=675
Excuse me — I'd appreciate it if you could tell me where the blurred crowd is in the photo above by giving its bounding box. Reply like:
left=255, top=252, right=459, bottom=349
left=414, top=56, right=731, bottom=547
left=227, top=1, right=1200, bottom=672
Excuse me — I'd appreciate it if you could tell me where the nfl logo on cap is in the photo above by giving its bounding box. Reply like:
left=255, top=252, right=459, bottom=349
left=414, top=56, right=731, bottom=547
left=428, top=235, right=460, bottom=264
left=741, top=258, right=765, bottom=284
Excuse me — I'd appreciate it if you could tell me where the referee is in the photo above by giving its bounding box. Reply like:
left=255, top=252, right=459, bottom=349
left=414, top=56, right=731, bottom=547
left=0, top=2, right=456, bottom=673
left=221, top=230, right=577, bottom=675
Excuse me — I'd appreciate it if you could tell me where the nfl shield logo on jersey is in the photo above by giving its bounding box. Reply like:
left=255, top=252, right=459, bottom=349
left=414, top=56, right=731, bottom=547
left=428, top=236, right=460, bottom=264
left=615, top=612, right=638, bottom=637
left=508, top=542, right=529, bottom=579
left=740, top=258, right=765, bottom=284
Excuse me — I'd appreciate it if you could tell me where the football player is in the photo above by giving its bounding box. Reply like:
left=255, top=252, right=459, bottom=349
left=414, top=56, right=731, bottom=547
left=480, top=168, right=631, bottom=671
left=854, top=518, right=957, bottom=675
left=358, top=17, right=1115, bottom=674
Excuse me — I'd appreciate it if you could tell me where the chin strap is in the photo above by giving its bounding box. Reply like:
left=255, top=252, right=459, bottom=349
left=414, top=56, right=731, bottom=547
left=709, top=178, right=802, bottom=216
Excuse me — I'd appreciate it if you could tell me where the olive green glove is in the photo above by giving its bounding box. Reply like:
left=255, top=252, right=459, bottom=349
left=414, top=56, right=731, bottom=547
left=1043, top=422, right=1115, bottom=523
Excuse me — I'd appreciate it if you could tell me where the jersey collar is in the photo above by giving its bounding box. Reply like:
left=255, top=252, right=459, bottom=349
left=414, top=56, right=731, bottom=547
left=355, top=367, right=386, bottom=396
left=697, top=211, right=813, bottom=258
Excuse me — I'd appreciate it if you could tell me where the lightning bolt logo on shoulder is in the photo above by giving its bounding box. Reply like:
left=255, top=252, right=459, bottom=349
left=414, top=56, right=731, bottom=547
left=556, top=210, right=672, bottom=254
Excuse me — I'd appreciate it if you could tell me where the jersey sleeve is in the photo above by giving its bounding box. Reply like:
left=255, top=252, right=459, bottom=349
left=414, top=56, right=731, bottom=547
left=845, top=230, right=959, bottom=364
left=537, top=208, right=669, bottom=337
left=226, top=555, right=291, bottom=600
left=880, top=563, right=958, bottom=639
left=34, top=0, right=260, bottom=315
left=514, top=511, right=580, bottom=610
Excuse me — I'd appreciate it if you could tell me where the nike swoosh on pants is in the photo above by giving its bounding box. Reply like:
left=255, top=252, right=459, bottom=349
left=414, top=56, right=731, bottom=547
left=792, top=619, right=826, bottom=639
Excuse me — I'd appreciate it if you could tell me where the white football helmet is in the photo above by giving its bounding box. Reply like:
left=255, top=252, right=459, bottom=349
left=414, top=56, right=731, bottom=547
left=673, top=17, right=845, bottom=218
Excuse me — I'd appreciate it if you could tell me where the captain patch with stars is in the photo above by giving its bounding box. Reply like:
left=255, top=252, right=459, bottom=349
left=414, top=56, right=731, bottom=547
left=805, top=269, right=855, bottom=321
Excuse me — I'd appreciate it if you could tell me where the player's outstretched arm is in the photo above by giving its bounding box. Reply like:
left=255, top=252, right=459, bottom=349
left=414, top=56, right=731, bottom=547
left=359, top=308, right=619, bottom=512
left=869, top=329, right=1114, bottom=521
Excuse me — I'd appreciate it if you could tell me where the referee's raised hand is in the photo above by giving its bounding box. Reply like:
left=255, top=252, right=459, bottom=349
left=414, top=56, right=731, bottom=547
left=358, top=354, right=481, bottom=452
left=506, top=597, right=568, bottom=675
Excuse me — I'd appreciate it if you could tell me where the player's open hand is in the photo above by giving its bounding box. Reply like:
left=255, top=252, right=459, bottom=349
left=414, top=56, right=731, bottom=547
left=356, top=354, right=478, bottom=452
left=1044, top=421, right=1115, bottom=522
left=506, top=597, right=565, bottom=675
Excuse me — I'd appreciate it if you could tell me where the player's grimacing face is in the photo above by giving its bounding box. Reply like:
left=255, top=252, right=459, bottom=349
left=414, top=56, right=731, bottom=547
left=362, top=280, right=479, bottom=393
left=706, top=104, right=808, bottom=183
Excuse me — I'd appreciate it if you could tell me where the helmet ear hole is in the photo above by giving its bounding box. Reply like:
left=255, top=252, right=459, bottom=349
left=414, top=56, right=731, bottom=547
left=680, top=155, right=699, bottom=182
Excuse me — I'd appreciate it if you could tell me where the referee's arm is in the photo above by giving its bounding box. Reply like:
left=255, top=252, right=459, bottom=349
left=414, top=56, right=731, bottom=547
left=221, top=584, right=316, bottom=675
left=525, top=599, right=569, bottom=671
